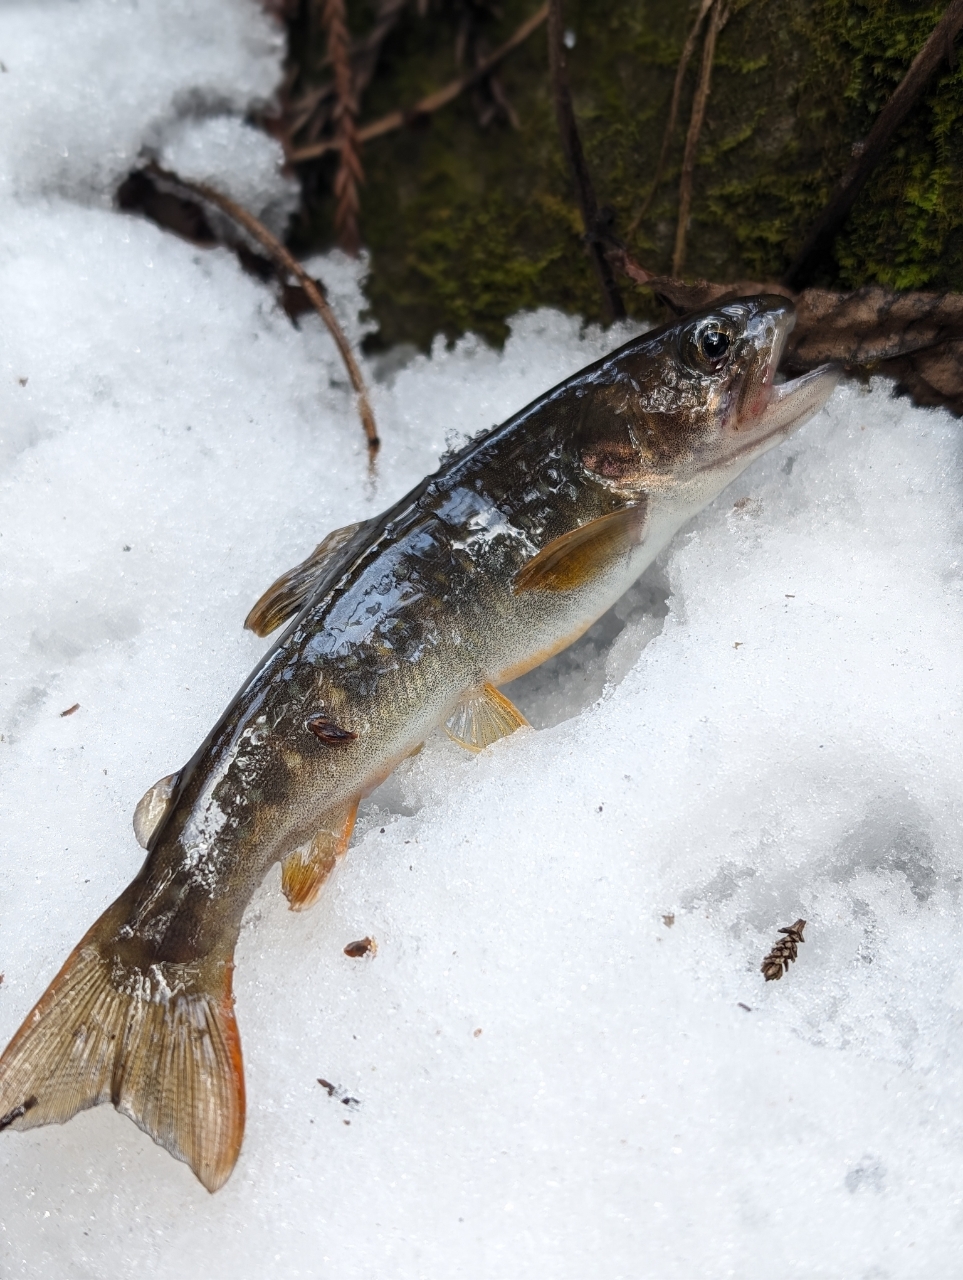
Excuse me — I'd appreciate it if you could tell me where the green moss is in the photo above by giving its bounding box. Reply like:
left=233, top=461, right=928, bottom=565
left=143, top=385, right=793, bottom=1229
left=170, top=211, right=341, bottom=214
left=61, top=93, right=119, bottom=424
left=291, top=0, right=963, bottom=347
left=709, top=0, right=963, bottom=292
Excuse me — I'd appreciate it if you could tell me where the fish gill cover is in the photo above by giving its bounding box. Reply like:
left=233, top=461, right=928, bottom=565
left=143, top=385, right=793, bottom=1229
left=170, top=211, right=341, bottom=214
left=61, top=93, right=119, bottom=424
left=0, top=0, right=961, bottom=1276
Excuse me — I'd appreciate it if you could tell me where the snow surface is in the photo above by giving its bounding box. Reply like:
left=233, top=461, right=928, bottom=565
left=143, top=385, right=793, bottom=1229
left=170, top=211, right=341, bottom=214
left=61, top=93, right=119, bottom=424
left=1, top=2, right=963, bottom=1277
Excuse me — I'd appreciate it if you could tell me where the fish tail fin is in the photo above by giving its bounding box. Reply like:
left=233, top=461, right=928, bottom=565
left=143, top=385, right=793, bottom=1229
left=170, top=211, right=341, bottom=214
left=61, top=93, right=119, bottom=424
left=0, top=911, right=245, bottom=1193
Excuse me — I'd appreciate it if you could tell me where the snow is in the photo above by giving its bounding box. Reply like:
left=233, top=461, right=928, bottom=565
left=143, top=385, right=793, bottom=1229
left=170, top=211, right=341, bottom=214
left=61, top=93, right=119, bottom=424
left=1, top=2, right=962, bottom=1276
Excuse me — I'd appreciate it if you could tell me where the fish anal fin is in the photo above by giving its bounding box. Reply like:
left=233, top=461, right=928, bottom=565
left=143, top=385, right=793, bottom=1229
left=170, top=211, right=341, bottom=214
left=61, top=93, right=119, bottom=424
left=445, top=682, right=529, bottom=753
left=133, top=772, right=180, bottom=850
left=282, top=799, right=359, bottom=912
left=513, top=503, right=647, bottom=594
left=0, top=906, right=245, bottom=1194
left=245, top=520, right=369, bottom=637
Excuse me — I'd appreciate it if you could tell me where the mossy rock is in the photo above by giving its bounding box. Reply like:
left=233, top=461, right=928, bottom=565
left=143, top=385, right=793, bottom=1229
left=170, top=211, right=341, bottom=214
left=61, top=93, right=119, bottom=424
left=290, top=0, right=963, bottom=349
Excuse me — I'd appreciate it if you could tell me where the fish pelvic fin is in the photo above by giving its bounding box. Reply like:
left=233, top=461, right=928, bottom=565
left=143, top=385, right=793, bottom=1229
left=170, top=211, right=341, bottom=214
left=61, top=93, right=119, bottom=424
left=245, top=520, right=370, bottom=637
left=282, top=798, right=359, bottom=912
left=0, top=905, right=245, bottom=1194
left=132, top=771, right=180, bottom=849
left=513, top=503, right=648, bottom=594
left=445, top=682, right=529, bottom=752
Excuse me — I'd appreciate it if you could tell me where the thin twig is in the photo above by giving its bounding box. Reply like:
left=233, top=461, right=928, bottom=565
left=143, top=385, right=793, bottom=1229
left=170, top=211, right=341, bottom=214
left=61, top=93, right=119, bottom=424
left=546, top=0, right=625, bottom=322
left=287, top=0, right=409, bottom=142
left=148, top=164, right=380, bottom=464
left=288, top=3, right=549, bottom=163
left=784, top=0, right=963, bottom=290
left=321, top=0, right=363, bottom=255
left=627, top=0, right=714, bottom=239
left=350, top=0, right=410, bottom=100
left=672, top=0, right=729, bottom=277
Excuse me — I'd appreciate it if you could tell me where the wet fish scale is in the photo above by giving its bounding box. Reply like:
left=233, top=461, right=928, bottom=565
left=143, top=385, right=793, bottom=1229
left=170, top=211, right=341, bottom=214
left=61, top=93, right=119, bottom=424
left=0, top=295, right=838, bottom=1192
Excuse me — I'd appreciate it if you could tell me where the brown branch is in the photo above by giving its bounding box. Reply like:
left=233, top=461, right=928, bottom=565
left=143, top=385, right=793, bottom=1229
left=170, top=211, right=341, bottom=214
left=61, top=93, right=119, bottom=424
left=627, top=0, right=714, bottom=239
left=288, top=4, right=549, bottom=163
left=321, top=0, right=363, bottom=255
left=290, top=0, right=407, bottom=149
left=314, top=0, right=409, bottom=92
left=546, top=0, right=625, bottom=322
left=147, top=164, right=380, bottom=464
left=671, top=0, right=729, bottom=277
left=783, top=0, right=963, bottom=290
left=606, top=244, right=801, bottom=316
left=349, top=0, right=410, bottom=100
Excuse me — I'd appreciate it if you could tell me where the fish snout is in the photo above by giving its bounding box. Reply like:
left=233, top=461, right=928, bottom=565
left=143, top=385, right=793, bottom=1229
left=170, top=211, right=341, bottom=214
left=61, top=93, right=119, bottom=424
left=734, top=297, right=798, bottom=427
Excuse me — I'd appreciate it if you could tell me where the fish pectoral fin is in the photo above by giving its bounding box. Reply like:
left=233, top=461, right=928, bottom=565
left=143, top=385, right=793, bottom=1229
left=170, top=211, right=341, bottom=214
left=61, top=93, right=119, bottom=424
left=281, top=799, right=359, bottom=912
left=245, top=519, right=371, bottom=637
left=513, top=503, right=648, bottom=594
left=132, top=771, right=180, bottom=850
left=445, top=682, right=529, bottom=753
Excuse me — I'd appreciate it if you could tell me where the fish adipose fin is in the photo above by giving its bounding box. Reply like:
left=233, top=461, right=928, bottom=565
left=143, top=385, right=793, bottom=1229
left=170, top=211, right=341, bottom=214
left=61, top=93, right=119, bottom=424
left=282, top=799, right=359, bottom=911
left=0, top=904, right=244, bottom=1193
left=245, top=520, right=370, bottom=637
left=445, top=682, right=529, bottom=752
left=513, top=503, right=647, bottom=594
left=132, top=771, right=180, bottom=849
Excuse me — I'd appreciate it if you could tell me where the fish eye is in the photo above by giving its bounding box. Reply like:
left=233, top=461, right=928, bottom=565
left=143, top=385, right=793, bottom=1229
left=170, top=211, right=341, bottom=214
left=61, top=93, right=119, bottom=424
left=700, top=328, right=730, bottom=360
left=682, top=319, right=737, bottom=373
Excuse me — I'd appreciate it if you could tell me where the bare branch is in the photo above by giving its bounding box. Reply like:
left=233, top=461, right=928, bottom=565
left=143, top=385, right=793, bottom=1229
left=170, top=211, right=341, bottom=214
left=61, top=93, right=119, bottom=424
left=287, top=0, right=409, bottom=143
left=546, top=0, right=625, bottom=322
left=147, top=164, right=380, bottom=464
left=627, top=0, right=714, bottom=238
left=671, top=0, right=729, bottom=277
left=288, top=4, right=549, bottom=163
left=783, top=0, right=963, bottom=290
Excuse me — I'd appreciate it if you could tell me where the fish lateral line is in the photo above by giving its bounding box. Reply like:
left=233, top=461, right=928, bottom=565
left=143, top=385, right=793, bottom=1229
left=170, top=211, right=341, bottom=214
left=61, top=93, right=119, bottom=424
left=0, top=295, right=840, bottom=1193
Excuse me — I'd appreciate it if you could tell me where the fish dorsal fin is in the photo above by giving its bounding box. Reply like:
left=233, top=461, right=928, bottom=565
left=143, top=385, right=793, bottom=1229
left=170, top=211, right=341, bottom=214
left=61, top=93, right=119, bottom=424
left=281, top=799, right=359, bottom=912
left=133, top=771, right=180, bottom=850
left=245, top=520, right=370, bottom=637
left=513, top=503, right=647, bottom=594
left=445, top=682, right=529, bottom=753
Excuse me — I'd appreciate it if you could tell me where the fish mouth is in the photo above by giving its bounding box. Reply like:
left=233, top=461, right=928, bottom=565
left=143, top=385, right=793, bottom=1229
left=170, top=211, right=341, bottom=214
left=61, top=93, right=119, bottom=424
left=758, top=362, right=840, bottom=434
left=720, top=300, right=840, bottom=464
left=716, top=364, right=839, bottom=470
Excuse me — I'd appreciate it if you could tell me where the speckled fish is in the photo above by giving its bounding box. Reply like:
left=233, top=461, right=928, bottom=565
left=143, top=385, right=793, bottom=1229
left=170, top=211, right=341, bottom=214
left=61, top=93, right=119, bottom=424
left=0, top=296, right=837, bottom=1191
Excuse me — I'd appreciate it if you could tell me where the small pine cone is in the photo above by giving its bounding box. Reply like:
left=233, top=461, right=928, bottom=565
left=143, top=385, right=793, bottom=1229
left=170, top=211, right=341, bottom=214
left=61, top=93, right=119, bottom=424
left=761, top=919, right=806, bottom=982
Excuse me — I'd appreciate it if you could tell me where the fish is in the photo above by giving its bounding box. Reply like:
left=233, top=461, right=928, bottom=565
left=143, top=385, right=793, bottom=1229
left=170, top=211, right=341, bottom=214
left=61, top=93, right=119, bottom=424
left=0, top=295, right=838, bottom=1191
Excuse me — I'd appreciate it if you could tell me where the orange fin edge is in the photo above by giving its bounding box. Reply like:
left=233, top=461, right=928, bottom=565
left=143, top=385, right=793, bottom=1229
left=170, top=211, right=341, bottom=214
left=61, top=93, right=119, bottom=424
left=0, top=903, right=245, bottom=1194
left=282, top=799, right=359, bottom=911
left=445, top=682, right=529, bottom=753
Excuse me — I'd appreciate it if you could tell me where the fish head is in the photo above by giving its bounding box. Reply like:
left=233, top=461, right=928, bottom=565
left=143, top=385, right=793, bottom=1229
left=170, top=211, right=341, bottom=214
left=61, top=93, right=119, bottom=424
left=579, top=295, right=839, bottom=498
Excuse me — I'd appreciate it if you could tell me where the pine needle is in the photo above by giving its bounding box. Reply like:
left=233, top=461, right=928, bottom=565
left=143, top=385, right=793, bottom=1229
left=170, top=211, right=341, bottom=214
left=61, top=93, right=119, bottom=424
left=289, top=0, right=408, bottom=143
left=321, top=0, right=363, bottom=256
